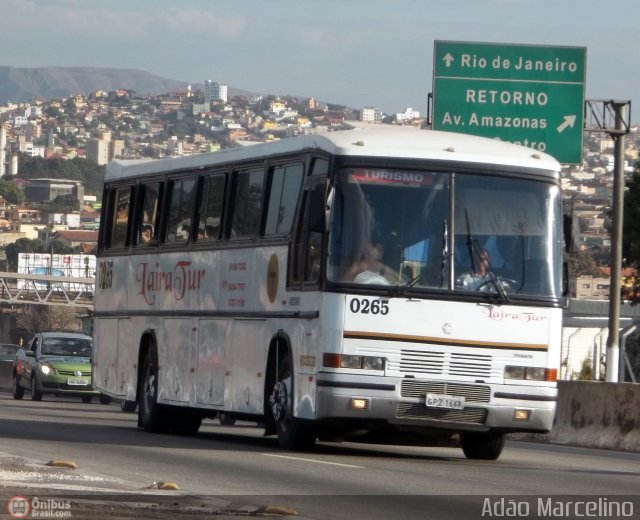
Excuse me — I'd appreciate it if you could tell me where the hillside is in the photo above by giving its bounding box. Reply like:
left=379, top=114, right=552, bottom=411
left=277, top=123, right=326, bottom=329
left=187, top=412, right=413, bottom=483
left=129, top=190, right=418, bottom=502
left=0, top=66, right=243, bottom=104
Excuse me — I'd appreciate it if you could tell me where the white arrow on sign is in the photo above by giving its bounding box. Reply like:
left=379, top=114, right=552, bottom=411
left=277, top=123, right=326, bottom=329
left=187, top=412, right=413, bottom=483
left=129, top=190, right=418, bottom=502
left=442, top=53, right=454, bottom=67
left=557, top=115, right=576, bottom=133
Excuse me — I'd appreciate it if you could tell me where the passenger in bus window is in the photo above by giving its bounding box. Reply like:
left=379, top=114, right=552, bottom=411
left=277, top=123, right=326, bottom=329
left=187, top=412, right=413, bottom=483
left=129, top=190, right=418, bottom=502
left=140, top=224, right=153, bottom=245
left=116, top=203, right=128, bottom=222
left=343, top=242, right=400, bottom=285
left=197, top=217, right=220, bottom=240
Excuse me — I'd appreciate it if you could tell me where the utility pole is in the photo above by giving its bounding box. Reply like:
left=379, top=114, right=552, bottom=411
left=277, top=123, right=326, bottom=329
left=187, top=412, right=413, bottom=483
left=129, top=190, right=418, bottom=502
left=584, top=100, right=631, bottom=382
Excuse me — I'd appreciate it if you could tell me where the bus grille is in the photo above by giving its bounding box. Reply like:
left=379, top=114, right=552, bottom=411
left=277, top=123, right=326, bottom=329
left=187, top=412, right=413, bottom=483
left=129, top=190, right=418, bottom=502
left=397, top=349, right=493, bottom=378
left=400, top=381, right=490, bottom=403
left=396, top=403, right=487, bottom=424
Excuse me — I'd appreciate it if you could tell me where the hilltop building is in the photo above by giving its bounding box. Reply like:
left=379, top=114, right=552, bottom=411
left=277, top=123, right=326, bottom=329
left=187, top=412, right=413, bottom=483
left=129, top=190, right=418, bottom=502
left=204, top=80, right=228, bottom=103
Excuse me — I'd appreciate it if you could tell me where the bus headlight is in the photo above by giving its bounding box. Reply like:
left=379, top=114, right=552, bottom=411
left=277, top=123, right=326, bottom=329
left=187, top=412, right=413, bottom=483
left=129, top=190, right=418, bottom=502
left=504, top=366, right=525, bottom=379
left=340, top=355, right=362, bottom=369
left=362, top=356, right=385, bottom=370
left=323, top=353, right=385, bottom=371
left=504, top=366, right=557, bottom=382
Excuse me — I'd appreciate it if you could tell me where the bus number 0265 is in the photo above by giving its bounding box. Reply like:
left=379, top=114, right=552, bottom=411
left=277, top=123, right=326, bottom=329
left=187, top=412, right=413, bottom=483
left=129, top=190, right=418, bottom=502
left=349, top=298, right=389, bottom=315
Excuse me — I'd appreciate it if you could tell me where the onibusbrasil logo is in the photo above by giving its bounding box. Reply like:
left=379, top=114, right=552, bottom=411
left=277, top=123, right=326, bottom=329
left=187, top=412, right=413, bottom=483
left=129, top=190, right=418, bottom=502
left=7, top=496, right=30, bottom=518
left=7, top=495, right=72, bottom=518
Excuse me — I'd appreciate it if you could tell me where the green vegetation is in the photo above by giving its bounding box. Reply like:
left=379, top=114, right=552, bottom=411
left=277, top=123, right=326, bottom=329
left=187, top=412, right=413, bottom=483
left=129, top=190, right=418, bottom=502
left=0, top=179, right=25, bottom=205
left=15, top=153, right=105, bottom=196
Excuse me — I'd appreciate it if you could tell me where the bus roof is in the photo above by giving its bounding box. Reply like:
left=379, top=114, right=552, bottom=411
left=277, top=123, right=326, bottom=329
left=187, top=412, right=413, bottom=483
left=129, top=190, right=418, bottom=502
left=105, top=124, right=562, bottom=181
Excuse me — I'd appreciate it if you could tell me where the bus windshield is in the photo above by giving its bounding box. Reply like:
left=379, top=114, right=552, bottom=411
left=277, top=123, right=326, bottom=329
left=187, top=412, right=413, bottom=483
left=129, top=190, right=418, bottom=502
left=327, top=167, right=563, bottom=299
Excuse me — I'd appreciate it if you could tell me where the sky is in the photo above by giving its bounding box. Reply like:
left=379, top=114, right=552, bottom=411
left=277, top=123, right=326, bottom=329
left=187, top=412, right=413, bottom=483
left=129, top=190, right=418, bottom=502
left=2, top=0, right=639, bottom=120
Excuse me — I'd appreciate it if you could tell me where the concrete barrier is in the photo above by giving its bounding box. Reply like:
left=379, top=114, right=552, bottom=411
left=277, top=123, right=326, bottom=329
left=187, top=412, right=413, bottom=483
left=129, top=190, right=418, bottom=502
left=0, top=361, right=13, bottom=391
left=547, top=380, right=640, bottom=452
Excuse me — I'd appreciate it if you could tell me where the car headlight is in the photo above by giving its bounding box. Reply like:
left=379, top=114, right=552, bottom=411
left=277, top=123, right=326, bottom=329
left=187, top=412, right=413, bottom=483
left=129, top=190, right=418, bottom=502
left=39, top=362, right=56, bottom=376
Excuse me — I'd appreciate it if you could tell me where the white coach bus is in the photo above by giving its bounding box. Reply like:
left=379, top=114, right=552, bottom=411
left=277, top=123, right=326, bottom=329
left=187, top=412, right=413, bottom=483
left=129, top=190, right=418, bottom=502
left=94, top=124, right=565, bottom=460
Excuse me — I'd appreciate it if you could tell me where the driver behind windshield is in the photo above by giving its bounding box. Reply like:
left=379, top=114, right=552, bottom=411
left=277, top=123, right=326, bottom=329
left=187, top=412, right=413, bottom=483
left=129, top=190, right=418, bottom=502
left=456, top=248, right=491, bottom=291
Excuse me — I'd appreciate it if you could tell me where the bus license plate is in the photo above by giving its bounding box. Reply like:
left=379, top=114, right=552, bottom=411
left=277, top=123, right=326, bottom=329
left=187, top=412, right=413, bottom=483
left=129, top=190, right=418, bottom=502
left=67, top=378, right=88, bottom=386
left=426, top=393, right=465, bottom=410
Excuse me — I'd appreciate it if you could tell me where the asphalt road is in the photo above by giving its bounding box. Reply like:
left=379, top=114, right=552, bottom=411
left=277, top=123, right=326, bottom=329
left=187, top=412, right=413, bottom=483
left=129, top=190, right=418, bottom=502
left=0, top=393, right=639, bottom=520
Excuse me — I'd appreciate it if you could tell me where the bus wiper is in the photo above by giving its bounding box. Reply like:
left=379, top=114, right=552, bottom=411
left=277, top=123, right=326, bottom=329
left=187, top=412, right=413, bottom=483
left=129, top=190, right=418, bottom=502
left=464, top=210, right=510, bottom=305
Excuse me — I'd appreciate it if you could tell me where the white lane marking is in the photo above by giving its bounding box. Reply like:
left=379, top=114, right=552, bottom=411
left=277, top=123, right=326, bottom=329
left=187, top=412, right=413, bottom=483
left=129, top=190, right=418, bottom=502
left=264, top=453, right=364, bottom=468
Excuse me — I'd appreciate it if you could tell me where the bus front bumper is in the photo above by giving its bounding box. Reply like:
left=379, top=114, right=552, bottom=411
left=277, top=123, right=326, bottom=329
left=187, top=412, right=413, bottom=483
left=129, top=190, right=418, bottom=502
left=315, top=373, right=557, bottom=434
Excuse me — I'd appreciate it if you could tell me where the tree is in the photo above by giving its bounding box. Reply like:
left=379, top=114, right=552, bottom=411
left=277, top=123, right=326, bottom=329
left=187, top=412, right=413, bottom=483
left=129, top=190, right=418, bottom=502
left=568, top=249, right=603, bottom=277
left=16, top=153, right=105, bottom=196
left=14, top=305, right=82, bottom=335
left=4, top=238, right=78, bottom=271
left=0, top=179, right=25, bottom=205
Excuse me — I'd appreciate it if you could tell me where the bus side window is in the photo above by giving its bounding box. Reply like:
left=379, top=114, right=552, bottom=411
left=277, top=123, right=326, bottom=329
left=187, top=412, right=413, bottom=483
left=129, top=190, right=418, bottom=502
left=229, top=168, right=264, bottom=239
left=109, top=187, right=132, bottom=248
left=264, top=163, right=303, bottom=236
left=136, top=181, right=162, bottom=246
left=290, top=183, right=325, bottom=285
left=196, top=173, right=225, bottom=242
left=165, top=177, right=196, bottom=243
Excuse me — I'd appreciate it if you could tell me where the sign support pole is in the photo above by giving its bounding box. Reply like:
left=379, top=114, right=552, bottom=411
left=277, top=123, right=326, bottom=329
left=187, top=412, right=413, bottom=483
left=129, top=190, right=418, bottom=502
left=604, top=102, right=628, bottom=382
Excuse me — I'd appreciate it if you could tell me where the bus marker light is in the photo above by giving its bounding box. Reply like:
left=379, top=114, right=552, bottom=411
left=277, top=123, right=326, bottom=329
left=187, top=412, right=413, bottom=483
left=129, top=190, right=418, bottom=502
left=351, top=398, right=369, bottom=410
left=513, top=409, right=531, bottom=421
left=323, top=353, right=341, bottom=368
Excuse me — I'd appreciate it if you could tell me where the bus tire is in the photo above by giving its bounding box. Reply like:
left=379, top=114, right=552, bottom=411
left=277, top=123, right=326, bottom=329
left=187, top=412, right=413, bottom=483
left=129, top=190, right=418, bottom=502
left=269, top=350, right=316, bottom=451
left=460, top=431, right=505, bottom=460
left=139, top=344, right=171, bottom=433
left=12, top=373, right=24, bottom=400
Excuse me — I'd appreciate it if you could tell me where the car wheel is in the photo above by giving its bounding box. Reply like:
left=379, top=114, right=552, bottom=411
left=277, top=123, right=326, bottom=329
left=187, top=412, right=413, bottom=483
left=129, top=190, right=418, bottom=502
left=99, top=394, right=112, bottom=405
left=218, top=413, right=236, bottom=426
left=12, top=373, right=24, bottom=400
left=120, top=400, right=137, bottom=413
left=30, top=375, right=43, bottom=401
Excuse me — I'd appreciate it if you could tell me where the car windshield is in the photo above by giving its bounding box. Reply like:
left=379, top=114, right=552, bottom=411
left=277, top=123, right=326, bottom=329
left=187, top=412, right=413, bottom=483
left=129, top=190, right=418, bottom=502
left=41, top=338, right=93, bottom=357
left=0, top=344, right=18, bottom=356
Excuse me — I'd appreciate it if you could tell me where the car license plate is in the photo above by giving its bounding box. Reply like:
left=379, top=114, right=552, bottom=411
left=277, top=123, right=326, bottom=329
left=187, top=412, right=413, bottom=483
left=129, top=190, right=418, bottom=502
left=67, top=378, right=88, bottom=386
left=426, top=393, right=465, bottom=410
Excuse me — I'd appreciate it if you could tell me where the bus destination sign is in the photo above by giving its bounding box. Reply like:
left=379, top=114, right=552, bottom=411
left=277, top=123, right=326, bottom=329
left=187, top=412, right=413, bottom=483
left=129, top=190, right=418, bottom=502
left=432, top=41, right=586, bottom=164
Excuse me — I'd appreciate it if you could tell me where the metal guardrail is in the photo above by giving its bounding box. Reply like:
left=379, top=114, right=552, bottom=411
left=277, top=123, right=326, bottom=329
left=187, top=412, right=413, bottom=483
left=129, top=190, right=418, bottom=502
left=0, top=271, right=94, bottom=309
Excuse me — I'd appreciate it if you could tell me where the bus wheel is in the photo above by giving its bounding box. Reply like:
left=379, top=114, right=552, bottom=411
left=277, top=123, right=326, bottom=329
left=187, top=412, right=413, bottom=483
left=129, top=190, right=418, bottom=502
left=460, top=431, right=505, bottom=460
left=269, top=351, right=316, bottom=451
left=139, top=345, right=171, bottom=433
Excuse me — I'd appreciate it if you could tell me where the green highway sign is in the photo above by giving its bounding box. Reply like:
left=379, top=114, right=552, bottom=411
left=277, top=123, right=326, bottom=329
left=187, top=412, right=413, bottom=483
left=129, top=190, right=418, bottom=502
left=432, top=41, right=586, bottom=164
